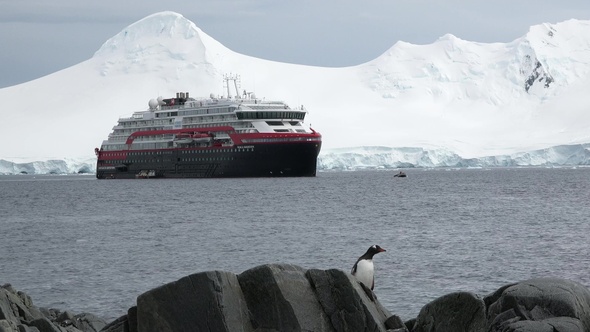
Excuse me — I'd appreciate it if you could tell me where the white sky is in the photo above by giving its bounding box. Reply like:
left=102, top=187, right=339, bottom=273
left=1, top=0, right=589, bottom=88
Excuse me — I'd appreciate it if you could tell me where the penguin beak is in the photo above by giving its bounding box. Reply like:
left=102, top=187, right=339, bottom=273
left=378, top=247, right=386, bottom=252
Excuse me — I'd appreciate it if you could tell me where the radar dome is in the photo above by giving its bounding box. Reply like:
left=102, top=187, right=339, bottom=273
left=148, top=99, right=159, bottom=109
left=157, top=96, right=165, bottom=105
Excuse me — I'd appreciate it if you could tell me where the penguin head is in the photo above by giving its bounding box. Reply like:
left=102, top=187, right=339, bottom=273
left=369, top=245, right=386, bottom=254
left=361, top=245, right=386, bottom=259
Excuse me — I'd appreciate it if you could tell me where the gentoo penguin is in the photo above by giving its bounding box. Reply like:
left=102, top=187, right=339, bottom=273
left=351, top=245, right=386, bottom=290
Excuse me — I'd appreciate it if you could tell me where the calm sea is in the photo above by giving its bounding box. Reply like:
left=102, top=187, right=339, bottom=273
left=1, top=168, right=589, bottom=322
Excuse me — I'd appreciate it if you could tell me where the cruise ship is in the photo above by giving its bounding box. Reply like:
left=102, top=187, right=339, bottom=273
left=95, top=76, right=322, bottom=179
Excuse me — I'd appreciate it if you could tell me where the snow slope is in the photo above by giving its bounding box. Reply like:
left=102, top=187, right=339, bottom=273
left=1, top=12, right=589, bottom=170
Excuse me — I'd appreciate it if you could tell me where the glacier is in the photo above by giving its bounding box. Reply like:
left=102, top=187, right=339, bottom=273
left=2, top=144, right=589, bottom=175
left=0, top=157, right=96, bottom=175
left=1, top=12, right=590, bottom=171
left=320, top=144, right=590, bottom=170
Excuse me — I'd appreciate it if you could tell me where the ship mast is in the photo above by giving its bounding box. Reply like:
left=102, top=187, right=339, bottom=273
left=223, top=74, right=241, bottom=99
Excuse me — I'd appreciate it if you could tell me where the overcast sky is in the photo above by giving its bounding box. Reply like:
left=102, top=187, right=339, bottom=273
left=1, top=0, right=589, bottom=88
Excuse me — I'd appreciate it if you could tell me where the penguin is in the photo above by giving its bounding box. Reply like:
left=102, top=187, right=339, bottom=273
left=351, top=245, right=386, bottom=290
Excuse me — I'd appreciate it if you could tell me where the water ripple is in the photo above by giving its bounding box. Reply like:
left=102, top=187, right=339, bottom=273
left=1, top=168, right=589, bottom=321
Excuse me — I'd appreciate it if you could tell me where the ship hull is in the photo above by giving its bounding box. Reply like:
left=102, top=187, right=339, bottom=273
left=96, top=142, right=321, bottom=179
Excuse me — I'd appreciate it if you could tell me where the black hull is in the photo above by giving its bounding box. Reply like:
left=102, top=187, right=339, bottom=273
left=96, top=142, right=321, bottom=179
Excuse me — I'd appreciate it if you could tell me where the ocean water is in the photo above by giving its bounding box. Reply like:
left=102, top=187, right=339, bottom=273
left=1, top=168, right=589, bottom=322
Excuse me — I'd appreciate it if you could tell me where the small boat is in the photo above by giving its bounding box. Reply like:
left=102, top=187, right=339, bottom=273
left=191, top=133, right=213, bottom=143
left=394, top=171, right=407, bottom=178
left=136, top=170, right=160, bottom=179
left=173, top=133, right=193, bottom=144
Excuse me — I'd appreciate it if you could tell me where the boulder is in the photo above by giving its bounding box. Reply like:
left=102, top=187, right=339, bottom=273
left=136, top=270, right=252, bottom=332
left=98, top=315, right=127, bottom=332
left=6, top=267, right=590, bottom=332
left=0, top=284, right=44, bottom=324
left=485, top=278, right=590, bottom=332
left=0, top=319, right=18, bottom=332
left=0, top=284, right=106, bottom=332
left=28, top=317, right=64, bottom=332
left=408, top=278, right=590, bottom=332
left=412, top=291, right=486, bottom=332
left=306, top=268, right=393, bottom=331
left=71, top=313, right=107, bottom=332
left=237, top=264, right=330, bottom=331
left=129, top=264, right=394, bottom=332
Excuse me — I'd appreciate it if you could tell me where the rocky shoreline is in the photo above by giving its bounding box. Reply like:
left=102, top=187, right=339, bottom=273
left=2, top=263, right=590, bottom=332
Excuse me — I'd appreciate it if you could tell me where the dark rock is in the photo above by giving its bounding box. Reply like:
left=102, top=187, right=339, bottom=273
left=404, top=318, right=416, bottom=331
left=413, top=291, right=486, bottom=332
left=126, top=307, right=136, bottom=332
left=407, top=278, right=590, bottom=331
left=28, top=318, right=63, bottom=332
left=306, top=268, right=391, bottom=331
left=100, top=306, right=137, bottom=332
left=17, top=325, right=41, bottom=332
left=384, top=315, right=408, bottom=331
left=506, top=316, right=584, bottom=331
left=1, top=285, right=104, bottom=332
left=0, top=319, right=17, bottom=332
left=0, top=285, right=44, bottom=325
left=56, top=311, right=74, bottom=327
left=488, top=307, right=520, bottom=330
left=485, top=278, right=590, bottom=332
left=72, top=313, right=106, bottom=332
left=130, top=264, right=392, bottom=332
left=16, top=292, right=34, bottom=310
left=32, top=309, right=103, bottom=332
left=7, top=267, right=590, bottom=332
left=38, top=309, right=59, bottom=322
left=136, top=270, right=252, bottom=332
left=97, top=316, right=126, bottom=332
left=238, top=264, right=331, bottom=331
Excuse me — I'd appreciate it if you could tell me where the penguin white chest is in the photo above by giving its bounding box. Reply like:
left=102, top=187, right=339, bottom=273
left=354, top=259, right=374, bottom=289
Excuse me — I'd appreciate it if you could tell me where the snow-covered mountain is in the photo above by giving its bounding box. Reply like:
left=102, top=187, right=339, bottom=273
left=1, top=11, right=590, bottom=174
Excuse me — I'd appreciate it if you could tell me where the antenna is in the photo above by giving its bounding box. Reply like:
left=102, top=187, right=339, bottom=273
left=223, top=74, right=241, bottom=99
